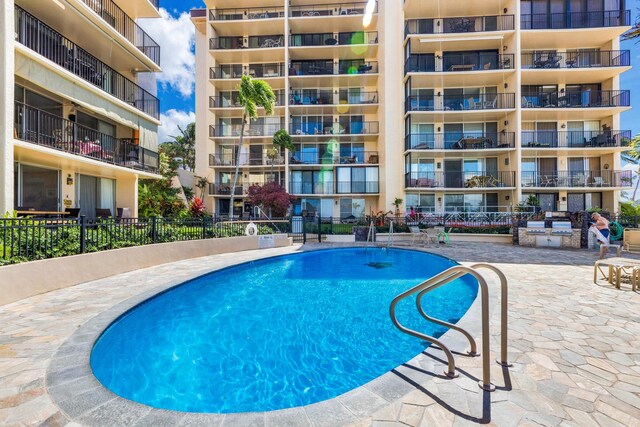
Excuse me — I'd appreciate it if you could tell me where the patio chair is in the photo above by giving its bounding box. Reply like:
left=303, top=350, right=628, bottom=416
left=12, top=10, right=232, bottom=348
left=521, top=96, right=535, bottom=108
left=425, top=228, right=440, bottom=246
left=623, top=229, right=640, bottom=254
left=409, top=226, right=426, bottom=246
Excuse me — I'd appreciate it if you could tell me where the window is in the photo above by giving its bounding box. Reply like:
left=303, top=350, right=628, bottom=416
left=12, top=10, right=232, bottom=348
left=14, top=164, right=60, bottom=211
left=77, top=174, right=115, bottom=217
left=290, top=170, right=333, bottom=194
left=443, top=193, right=499, bottom=212
left=336, top=167, right=378, bottom=193
left=406, top=193, right=436, bottom=212
left=339, top=198, right=365, bottom=219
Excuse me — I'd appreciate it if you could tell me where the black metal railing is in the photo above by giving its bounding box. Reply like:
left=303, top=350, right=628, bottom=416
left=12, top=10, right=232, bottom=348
left=290, top=121, right=379, bottom=135
left=0, top=216, right=288, bottom=265
left=405, top=171, right=516, bottom=188
left=289, top=2, right=374, bottom=17
left=521, top=170, right=633, bottom=188
left=289, top=151, right=379, bottom=165
left=405, top=132, right=516, bottom=150
left=209, top=153, right=285, bottom=167
left=290, top=181, right=379, bottom=194
left=209, top=64, right=285, bottom=79
left=209, top=7, right=285, bottom=21
left=521, top=50, right=630, bottom=69
left=209, top=92, right=284, bottom=108
left=14, top=102, right=158, bottom=173
left=521, top=130, right=632, bottom=148
left=289, top=60, right=378, bottom=76
left=77, top=0, right=160, bottom=64
left=289, top=90, right=378, bottom=105
left=209, top=35, right=284, bottom=50
left=521, top=10, right=631, bottom=30
left=209, top=123, right=284, bottom=137
left=405, top=15, right=515, bottom=35
left=406, top=93, right=516, bottom=111
left=15, top=7, right=159, bottom=119
left=405, top=53, right=513, bottom=73
left=290, top=31, right=377, bottom=46
left=521, top=90, right=630, bottom=108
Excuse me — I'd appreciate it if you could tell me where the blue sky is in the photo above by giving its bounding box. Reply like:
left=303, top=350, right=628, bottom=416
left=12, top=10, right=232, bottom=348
left=148, top=1, right=640, bottom=141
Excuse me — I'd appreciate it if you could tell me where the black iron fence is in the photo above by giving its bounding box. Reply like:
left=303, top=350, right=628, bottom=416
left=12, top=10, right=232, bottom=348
left=15, top=7, right=160, bottom=119
left=0, top=216, right=291, bottom=265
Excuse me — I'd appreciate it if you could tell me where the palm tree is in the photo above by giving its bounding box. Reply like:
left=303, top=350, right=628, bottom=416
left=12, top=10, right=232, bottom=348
left=270, top=129, right=294, bottom=182
left=229, top=75, right=276, bottom=219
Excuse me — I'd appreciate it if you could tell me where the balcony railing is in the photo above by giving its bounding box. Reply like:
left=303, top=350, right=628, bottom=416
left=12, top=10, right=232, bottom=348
left=405, top=53, right=513, bottom=73
left=209, top=184, right=244, bottom=196
left=77, top=0, right=160, bottom=64
left=289, top=60, right=378, bottom=76
left=15, top=7, right=159, bottom=119
left=406, top=93, right=516, bottom=111
left=521, top=130, right=632, bottom=148
left=290, top=31, right=378, bottom=47
left=209, top=153, right=285, bottom=167
left=209, top=7, right=285, bottom=21
left=522, top=50, right=630, bottom=69
left=405, top=15, right=515, bottom=36
left=209, top=93, right=285, bottom=108
left=405, top=171, right=516, bottom=188
left=209, top=64, right=285, bottom=79
left=521, top=171, right=633, bottom=188
left=209, top=123, right=284, bottom=137
left=289, top=91, right=378, bottom=105
left=521, top=90, right=630, bottom=108
left=405, top=132, right=516, bottom=150
left=290, top=121, right=379, bottom=135
left=521, top=10, right=631, bottom=30
left=290, top=151, right=379, bottom=165
left=209, top=35, right=284, bottom=50
left=289, top=2, right=374, bottom=17
left=290, top=181, right=379, bottom=194
left=14, top=102, right=158, bottom=173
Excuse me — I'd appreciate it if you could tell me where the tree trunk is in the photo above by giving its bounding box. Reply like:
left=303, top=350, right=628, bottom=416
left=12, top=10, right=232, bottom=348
left=229, top=115, right=247, bottom=221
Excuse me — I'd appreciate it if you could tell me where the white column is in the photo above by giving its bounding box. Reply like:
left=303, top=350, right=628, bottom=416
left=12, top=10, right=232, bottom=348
left=0, top=0, right=15, bottom=213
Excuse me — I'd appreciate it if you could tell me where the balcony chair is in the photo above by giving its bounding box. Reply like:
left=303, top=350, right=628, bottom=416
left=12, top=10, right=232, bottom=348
left=521, top=96, right=535, bottom=108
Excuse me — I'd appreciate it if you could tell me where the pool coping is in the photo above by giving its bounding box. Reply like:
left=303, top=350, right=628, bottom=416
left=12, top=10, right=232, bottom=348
left=45, top=245, right=498, bottom=426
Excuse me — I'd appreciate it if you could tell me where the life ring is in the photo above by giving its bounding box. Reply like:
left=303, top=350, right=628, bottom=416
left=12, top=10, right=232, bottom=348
left=245, top=222, right=258, bottom=236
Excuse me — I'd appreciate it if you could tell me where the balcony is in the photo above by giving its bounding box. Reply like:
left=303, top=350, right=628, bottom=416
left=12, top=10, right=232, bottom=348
left=521, top=130, right=632, bottom=149
left=209, top=7, right=285, bottom=21
left=289, top=2, right=374, bottom=17
left=521, top=90, right=630, bottom=109
left=15, top=7, right=159, bottom=119
left=521, top=10, right=630, bottom=30
left=521, top=170, right=633, bottom=188
left=78, top=0, right=160, bottom=65
left=405, top=133, right=516, bottom=150
left=209, top=93, right=285, bottom=108
left=290, top=151, right=379, bottom=165
left=209, top=35, right=285, bottom=50
left=405, top=171, right=516, bottom=189
left=405, top=15, right=515, bottom=36
left=406, top=93, right=516, bottom=112
left=209, top=64, right=285, bottom=80
left=209, top=123, right=284, bottom=138
left=337, top=181, right=379, bottom=194
left=14, top=102, right=158, bottom=173
left=209, top=184, right=244, bottom=196
left=290, top=121, right=379, bottom=136
left=522, top=50, right=630, bottom=69
left=405, top=53, right=514, bottom=73
left=209, top=153, right=285, bottom=167
left=290, top=181, right=379, bottom=195
left=290, top=90, right=378, bottom=106
left=290, top=60, right=378, bottom=76
left=290, top=31, right=378, bottom=46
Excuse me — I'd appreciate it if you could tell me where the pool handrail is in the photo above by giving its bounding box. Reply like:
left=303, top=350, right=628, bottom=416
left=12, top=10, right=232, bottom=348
left=389, top=264, right=510, bottom=391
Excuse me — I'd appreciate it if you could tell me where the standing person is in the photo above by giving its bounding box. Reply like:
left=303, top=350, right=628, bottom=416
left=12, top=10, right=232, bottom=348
left=409, top=206, right=416, bottom=220
left=591, top=212, right=610, bottom=242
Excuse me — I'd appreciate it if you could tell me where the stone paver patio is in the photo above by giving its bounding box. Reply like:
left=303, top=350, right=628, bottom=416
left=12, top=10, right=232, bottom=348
left=0, top=243, right=639, bottom=426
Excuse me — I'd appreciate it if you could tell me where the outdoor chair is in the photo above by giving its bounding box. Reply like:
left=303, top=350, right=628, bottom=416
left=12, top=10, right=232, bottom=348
left=409, top=226, right=426, bottom=246
left=95, top=208, right=112, bottom=219
left=623, top=229, right=640, bottom=254
left=425, top=228, right=440, bottom=246
left=521, top=96, right=535, bottom=108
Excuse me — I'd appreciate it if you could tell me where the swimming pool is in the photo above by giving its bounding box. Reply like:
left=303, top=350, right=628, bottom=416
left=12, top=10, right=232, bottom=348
left=90, top=248, right=477, bottom=413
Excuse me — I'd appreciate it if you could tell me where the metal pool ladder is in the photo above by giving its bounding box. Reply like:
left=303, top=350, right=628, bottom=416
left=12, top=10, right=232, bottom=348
left=389, top=264, right=510, bottom=391
left=387, top=220, right=394, bottom=249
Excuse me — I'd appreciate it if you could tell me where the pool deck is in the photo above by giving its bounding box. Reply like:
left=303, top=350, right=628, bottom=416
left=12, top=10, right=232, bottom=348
left=0, top=243, right=639, bottom=426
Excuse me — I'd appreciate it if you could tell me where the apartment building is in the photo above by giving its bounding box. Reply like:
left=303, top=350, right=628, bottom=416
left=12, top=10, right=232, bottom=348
left=0, top=0, right=161, bottom=218
left=192, top=0, right=632, bottom=218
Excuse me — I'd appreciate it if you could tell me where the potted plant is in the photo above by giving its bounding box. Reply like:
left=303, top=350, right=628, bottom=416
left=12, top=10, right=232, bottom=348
left=392, top=197, right=403, bottom=217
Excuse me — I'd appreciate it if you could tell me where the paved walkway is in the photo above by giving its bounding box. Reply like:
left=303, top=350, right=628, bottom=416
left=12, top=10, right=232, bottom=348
left=0, top=243, right=639, bottom=426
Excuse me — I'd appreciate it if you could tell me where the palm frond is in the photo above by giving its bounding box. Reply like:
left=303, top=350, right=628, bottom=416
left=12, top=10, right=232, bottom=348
left=272, top=129, right=295, bottom=152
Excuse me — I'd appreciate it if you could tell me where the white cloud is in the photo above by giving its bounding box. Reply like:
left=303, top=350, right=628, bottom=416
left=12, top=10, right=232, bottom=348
left=159, top=109, right=196, bottom=143
left=139, top=9, right=195, bottom=98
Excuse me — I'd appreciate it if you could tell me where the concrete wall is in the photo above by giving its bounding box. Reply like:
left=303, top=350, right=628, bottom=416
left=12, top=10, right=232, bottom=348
left=0, top=234, right=291, bottom=306
left=0, top=0, right=15, bottom=214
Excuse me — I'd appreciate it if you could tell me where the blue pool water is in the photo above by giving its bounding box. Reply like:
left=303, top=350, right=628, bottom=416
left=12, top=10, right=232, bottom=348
left=91, top=248, right=477, bottom=413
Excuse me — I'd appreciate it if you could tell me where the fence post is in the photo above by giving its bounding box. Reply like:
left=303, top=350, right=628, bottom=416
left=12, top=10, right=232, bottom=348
left=79, top=215, right=86, bottom=254
left=151, top=216, right=158, bottom=243
left=202, top=216, right=207, bottom=240
left=317, top=215, right=322, bottom=242
left=303, top=217, right=307, bottom=244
